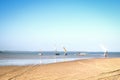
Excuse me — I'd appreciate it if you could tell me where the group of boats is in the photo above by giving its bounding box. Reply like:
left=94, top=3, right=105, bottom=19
left=0, top=45, right=108, bottom=58
left=38, top=47, right=87, bottom=56
left=38, top=45, right=108, bottom=58
left=54, top=47, right=68, bottom=56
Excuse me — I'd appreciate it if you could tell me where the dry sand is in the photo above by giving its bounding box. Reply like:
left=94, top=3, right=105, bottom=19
left=0, top=58, right=120, bottom=80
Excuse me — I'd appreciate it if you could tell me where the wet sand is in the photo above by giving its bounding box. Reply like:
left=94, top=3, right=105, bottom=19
left=0, top=58, right=120, bottom=80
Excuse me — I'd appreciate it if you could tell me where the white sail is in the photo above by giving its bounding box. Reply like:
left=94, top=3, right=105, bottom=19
left=100, top=44, right=108, bottom=58
left=38, top=49, right=42, bottom=56
left=54, top=45, right=59, bottom=55
left=63, top=47, right=67, bottom=55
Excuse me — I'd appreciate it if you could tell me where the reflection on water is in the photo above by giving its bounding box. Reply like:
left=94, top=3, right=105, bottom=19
left=0, top=58, right=82, bottom=66
left=0, top=51, right=120, bottom=66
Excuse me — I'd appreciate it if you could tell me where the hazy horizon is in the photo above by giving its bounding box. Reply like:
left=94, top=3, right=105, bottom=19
left=0, top=0, right=120, bottom=52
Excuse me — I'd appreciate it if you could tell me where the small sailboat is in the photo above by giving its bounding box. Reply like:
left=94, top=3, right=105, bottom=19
left=63, top=47, right=67, bottom=56
left=104, top=50, right=108, bottom=58
left=100, top=44, right=108, bottom=58
left=38, top=53, right=43, bottom=56
left=78, top=52, right=86, bottom=56
left=38, top=49, right=43, bottom=56
left=55, top=51, right=60, bottom=55
left=55, top=47, right=60, bottom=55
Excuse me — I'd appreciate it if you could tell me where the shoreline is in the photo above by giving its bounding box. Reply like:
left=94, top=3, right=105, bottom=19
left=0, top=57, right=113, bottom=66
left=0, top=58, right=120, bottom=80
left=0, top=57, right=117, bottom=66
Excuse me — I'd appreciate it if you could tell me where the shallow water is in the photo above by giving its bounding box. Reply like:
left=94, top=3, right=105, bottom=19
left=0, top=51, right=120, bottom=66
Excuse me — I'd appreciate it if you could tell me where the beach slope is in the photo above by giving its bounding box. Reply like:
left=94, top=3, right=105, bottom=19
left=0, top=58, right=120, bottom=80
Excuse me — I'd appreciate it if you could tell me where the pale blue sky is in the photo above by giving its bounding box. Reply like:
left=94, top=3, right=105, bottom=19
left=0, top=0, right=120, bottom=51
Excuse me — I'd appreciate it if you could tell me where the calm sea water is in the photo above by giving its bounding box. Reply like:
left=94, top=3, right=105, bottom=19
left=0, top=51, right=120, bottom=66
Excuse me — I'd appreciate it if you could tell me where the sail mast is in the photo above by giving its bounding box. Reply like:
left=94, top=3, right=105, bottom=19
left=54, top=45, right=59, bottom=55
left=63, top=47, right=67, bottom=55
left=100, top=44, right=108, bottom=58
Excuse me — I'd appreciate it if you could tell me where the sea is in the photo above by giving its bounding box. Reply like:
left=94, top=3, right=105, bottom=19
left=0, top=51, right=120, bottom=66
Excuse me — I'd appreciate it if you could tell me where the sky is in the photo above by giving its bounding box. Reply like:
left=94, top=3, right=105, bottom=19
left=0, top=0, right=120, bottom=51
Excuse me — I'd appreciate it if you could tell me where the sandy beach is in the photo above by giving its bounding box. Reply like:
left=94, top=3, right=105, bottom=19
left=0, top=58, right=120, bottom=80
